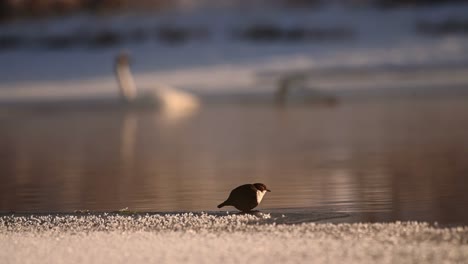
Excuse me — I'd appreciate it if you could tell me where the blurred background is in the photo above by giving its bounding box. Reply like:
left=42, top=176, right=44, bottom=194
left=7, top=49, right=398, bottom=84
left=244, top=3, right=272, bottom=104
left=1, top=0, right=468, bottom=224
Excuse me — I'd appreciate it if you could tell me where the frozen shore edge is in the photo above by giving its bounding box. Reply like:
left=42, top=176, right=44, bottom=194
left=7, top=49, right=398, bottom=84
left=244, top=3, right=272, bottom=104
left=1, top=212, right=468, bottom=264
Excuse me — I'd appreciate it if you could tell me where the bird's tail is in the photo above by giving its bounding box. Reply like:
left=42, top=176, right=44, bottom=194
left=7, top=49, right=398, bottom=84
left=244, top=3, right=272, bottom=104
left=217, top=201, right=227, bottom=208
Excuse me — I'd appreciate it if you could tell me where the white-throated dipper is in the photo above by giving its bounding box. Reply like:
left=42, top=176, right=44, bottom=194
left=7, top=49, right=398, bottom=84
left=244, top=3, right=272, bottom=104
left=217, top=183, right=271, bottom=212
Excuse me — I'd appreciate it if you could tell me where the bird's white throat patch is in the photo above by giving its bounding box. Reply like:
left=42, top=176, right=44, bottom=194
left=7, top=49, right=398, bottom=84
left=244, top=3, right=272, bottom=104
left=256, top=190, right=267, bottom=203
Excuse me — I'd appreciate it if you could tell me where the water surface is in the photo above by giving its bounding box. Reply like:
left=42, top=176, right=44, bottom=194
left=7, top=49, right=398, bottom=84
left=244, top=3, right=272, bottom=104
left=1, top=97, right=467, bottom=224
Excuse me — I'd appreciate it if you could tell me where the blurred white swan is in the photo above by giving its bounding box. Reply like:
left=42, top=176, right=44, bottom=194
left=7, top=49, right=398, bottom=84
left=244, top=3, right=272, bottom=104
left=115, top=52, right=200, bottom=113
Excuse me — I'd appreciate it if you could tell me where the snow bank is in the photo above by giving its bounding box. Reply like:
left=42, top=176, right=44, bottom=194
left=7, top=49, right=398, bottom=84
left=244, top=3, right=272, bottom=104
left=1, top=213, right=467, bottom=264
left=1, top=4, right=468, bottom=98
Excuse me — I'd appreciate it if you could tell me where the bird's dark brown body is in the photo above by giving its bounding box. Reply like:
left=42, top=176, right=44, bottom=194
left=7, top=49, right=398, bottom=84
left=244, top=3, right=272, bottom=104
left=217, top=183, right=271, bottom=212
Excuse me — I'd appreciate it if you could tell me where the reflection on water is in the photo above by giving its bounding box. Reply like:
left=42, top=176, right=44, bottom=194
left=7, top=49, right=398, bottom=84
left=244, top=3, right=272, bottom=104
left=1, top=97, right=468, bottom=224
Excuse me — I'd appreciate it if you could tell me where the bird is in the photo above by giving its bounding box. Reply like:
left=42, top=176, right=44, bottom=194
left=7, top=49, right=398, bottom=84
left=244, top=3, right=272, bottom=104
left=217, top=183, right=271, bottom=212
left=114, top=51, right=200, bottom=113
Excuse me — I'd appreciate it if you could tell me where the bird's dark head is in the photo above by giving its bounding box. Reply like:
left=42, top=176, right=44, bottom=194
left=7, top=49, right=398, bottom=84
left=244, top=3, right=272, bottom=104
left=253, top=183, right=271, bottom=192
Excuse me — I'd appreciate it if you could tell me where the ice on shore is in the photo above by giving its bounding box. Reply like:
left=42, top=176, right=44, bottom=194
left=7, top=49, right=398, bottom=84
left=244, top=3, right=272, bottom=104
left=1, top=213, right=467, bottom=264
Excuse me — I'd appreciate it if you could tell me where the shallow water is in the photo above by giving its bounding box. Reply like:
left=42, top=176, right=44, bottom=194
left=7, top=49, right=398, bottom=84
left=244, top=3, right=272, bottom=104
left=1, top=97, right=468, bottom=224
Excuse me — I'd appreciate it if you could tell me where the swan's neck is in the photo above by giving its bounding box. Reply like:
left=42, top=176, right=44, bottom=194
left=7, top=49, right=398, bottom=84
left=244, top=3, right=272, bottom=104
left=115, top=63, right=137, bottom=102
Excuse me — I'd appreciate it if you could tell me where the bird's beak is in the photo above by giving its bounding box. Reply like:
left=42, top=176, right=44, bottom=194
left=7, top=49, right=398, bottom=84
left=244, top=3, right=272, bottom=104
left=267, top=189, right=271, bottom=192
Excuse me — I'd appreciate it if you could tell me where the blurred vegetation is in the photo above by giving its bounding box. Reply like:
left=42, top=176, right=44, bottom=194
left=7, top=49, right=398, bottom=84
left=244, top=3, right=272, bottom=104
left=0, top=0, right=173, bottom=21
left=375, top=0, right=468, bottom=7
left=1, top=0, right=468, bottom=22
left=0, top=23, right=357, bottom=52
left=416, top=18, right=468, bottom=36
left=237, top=24, right=353, bottom=42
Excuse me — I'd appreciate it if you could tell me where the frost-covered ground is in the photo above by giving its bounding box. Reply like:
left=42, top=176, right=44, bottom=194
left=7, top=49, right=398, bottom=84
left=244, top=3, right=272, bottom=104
left=1, top=213, right=467, bottom=264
